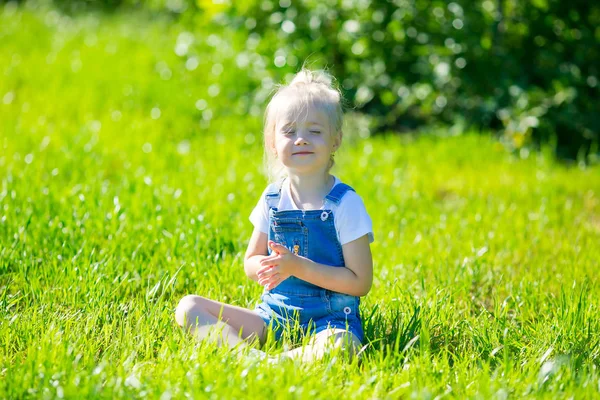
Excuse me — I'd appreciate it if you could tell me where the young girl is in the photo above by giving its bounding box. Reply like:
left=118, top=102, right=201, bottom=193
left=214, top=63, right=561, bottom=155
left=175, top=69, right=374, bottom=361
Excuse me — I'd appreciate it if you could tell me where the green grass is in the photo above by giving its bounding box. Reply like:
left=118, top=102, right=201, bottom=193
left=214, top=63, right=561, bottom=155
left=1, top=4, right=600, bottom=399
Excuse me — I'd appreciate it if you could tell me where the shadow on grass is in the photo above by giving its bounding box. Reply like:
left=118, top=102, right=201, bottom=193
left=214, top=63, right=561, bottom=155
left=361, top=304, right=421, bottom=359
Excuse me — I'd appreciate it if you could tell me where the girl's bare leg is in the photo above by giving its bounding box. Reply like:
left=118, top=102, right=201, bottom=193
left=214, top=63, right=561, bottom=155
left=281, top=329, right=362, bottom=362
left=175, top=295, right=267, bottom=349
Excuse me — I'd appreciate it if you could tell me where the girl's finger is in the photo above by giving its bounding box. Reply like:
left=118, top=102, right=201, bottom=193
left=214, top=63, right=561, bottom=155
left=268, top=241, right=282, bottom=255
left=267, top=277, right=282, bottom=290
left=269, top=241, right=289, bottom=254
left=257, top=265, right=277, bottom=277
left=258, top=271, right=279, bottom=281
left=263, top=252, right=279, bottom=261
left=264, top=278, right=277, bottom=289
left=265, top=272, right=281, bottom=284
left=259, top=273, right=280, bottom=287
left=259, top=256, right=280, bottom=267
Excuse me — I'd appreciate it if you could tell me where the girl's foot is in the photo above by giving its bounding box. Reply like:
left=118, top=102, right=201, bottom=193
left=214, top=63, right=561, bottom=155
left=243, top=348, right=291, bottom=365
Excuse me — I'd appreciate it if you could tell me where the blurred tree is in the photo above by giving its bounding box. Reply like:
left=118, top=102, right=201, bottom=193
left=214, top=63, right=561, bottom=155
left=223, top=0, right=599, bottom=160
left=3, top=0, right=598, bottom=160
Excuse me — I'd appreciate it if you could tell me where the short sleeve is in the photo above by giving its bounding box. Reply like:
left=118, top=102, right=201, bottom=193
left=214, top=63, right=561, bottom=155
left=249, top=188, right=270, bottom=234
left=333, top=192, right=375, bottom=245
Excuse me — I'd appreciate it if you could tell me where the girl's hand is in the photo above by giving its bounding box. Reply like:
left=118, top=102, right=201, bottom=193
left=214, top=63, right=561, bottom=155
left=256, top=241, right=303, bottom=290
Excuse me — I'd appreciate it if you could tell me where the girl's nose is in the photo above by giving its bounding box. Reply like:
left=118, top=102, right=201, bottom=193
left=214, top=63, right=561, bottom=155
left=294, top=133, right=309, bottom=145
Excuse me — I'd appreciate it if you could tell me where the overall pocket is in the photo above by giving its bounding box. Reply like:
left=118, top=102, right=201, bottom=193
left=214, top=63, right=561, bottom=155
left=269, top=218, right=307, bottom=256
left=326, top=292, right=360, bottom=317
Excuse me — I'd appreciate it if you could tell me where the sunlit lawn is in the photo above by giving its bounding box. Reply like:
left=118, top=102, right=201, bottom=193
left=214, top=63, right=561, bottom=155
left=1, top=4, right=600, bottom=398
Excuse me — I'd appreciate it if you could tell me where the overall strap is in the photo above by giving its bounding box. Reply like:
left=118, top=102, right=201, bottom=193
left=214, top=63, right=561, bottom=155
left=264, top=178, right=286, bottom=210
left=324, top=183, right=355, bottom=206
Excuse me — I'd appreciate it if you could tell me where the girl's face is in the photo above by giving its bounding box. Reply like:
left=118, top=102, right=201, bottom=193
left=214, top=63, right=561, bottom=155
left=272, top=104, right=340, bottom=175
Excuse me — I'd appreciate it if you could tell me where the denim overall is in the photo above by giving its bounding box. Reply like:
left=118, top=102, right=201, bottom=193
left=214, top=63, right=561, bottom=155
left=254, top=179, right=364, bottom=343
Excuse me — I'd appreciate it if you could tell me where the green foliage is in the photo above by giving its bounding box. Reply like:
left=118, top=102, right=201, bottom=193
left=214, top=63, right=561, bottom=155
left=4, top=0, right=598, bottom=159
left=221, top=0, right=599, bottom=159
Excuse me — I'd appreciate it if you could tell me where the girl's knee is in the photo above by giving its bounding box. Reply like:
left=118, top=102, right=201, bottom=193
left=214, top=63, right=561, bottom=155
left=175, top=295, right=205, bottom=327
left=316, top=329, right=361, bottom=351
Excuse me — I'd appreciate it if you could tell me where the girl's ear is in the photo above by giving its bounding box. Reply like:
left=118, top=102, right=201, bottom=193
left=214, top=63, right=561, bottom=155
left=333, top=130, right=343, bottom=151
left=267, top=135, right=277, bottom=156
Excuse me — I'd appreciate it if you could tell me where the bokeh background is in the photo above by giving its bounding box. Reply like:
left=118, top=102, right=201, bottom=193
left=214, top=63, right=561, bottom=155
left=10, top=0, right=599, bottom=160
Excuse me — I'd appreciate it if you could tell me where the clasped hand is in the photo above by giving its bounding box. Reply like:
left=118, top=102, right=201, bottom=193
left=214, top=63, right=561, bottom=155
left=256, top=241, right=303, bottom=290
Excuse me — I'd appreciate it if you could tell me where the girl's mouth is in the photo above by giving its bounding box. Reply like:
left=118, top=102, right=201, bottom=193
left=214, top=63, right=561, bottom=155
left=293, top=152, right=314, bottom=155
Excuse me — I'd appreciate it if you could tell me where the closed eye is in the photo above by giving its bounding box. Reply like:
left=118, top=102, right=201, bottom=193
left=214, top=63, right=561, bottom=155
left=310, top=130, right=321, bottom=134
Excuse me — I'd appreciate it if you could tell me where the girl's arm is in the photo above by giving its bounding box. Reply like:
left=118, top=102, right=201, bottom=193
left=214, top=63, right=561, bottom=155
left=243, top=228, right=270, bottom=281
left=294, top=235, right=373, bottom=296
left=258, top=235, right=373, bottom=296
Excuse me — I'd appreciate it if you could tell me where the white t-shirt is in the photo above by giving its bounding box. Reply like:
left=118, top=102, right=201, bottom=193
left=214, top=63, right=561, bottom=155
left=249, top=176, right=374, bottom=245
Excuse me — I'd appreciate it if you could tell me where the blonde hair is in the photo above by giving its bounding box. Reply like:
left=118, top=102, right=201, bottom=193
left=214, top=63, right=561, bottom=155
left=263, top=69, right=344, bottom=182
